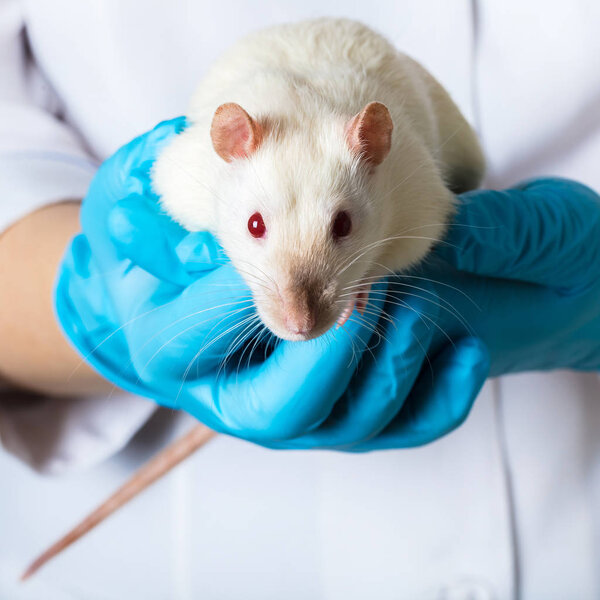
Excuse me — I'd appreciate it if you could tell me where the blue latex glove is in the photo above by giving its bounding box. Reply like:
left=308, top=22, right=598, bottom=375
left=56, top=117, right=258, bottom=398
left=341, top=177, right=600, bottom=448
left=428, top=177, right=600, bottom=374
left=55, top=118, right=489, bottom=450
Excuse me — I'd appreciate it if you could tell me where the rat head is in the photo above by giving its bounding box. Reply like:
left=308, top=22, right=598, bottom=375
left=210, top=101, right=393, bottom=341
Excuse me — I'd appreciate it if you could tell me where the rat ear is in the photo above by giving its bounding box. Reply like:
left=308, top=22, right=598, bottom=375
left=345, top=101, right=393, bottom=167
left=210, top=102, right=263, bottom=162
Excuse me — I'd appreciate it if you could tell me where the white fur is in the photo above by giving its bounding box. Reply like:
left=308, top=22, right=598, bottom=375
left=152, top=18, right=484, bottom=340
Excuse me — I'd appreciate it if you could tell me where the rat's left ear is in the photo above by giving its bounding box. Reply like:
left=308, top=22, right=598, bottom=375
left=210, top=102, right=263, bottom=162
left=345, top=101, right=393, bottom=167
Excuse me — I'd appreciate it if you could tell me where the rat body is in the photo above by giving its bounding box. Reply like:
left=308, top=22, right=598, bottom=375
left=22, top=20, right=485, bottom=579
left=153, top=18, right=484, bottom=340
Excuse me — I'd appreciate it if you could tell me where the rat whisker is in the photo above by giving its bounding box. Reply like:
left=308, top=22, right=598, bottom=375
left=330, top=323, right=359, bottom=368
left=363, top=290, right=432, bottom=333
left=137, top=302, right=256, bottom=378
left=204, top=311, right=261, bottom=381
left=263, top=329, right=279, bottom=362
left=226, top=319, right=259, bottom=381
left=354, top=306, right=399, bottom=333
left=225, top=266, right=273, bottom=293
left=332, top=217, right=452, bottom=273
left=125, top=300, right=255, bottom=386
left=235, top=320, right=266, bottom=384
left=218, top=315, right=262, bottom=379
left=67, top=293, right=254, bottom=381
left=66, top=302, right=185, bottom=381
left=333, top=295, right=398, bottom=333
left=340, top=315, right=382, bottom=365
left=344, top=313, right=391, bottom=348
left=174, top=312, right=261, bottom=406
left=339, top=280, right=472, bottom=335
left=397, top=274, right=480, bottom=309
left=337, top=235, right=459, bottom=277
left=368, top=260, right=481, bottom=311
left=195, top=309, right=259, bottom=360
left=235, top=258, right=279, bottom=290
left=246, top=324, right=269, bottom=370
left=364, top=288, right=473, bottom=337
left=195, top=299, right=258, bottom=359
left=386, top=282, right=474, bottom=331
left=332, top=206, right=482, bottom=278
left=365, top=292, right=459, bottom=350
left=341, top=271, right=480, bottom=310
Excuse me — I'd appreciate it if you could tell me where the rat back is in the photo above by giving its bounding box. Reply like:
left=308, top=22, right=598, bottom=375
left=187, top=18, right=483, bottom=187
left=153, top=18, right=484, bottom=272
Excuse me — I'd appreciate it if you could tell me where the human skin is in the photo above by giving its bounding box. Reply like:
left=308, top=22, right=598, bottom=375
left=0, top=202, right=113, bottom=396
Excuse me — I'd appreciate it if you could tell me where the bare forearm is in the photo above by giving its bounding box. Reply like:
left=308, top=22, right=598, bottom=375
left=0, top=202, right=115, bottom=396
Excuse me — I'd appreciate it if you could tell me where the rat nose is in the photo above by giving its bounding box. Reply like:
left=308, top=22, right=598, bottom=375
left=281, top=284, right=320, bottom=336
left=284, top=308, right=317, bottom=336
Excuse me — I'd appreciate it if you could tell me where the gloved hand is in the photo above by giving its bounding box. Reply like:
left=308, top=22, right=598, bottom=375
left=56, top=117, right=258, bottom=400
left=427, top=177, right=600, bottom=375
left=338, top=176, right=600, bottom=448
left=55, top=118, right=489, bottom=450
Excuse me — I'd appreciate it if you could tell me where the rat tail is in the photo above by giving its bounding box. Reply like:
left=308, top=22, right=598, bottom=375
left=20, top=424, right=216, bottom=581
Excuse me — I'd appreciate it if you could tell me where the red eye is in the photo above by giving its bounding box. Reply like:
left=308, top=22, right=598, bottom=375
left=248, top=212, right=266, bottom=238
left=332, top=210, right=352, bottom=239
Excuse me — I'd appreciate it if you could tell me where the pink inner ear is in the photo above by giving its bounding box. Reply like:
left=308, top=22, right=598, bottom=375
left=345, top=101, right=393, bottom=167
left=211, top=103, right=263, bottom=162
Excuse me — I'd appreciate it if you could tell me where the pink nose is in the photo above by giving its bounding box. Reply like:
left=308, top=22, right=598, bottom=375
left=285, top=311, right=317, bottom=336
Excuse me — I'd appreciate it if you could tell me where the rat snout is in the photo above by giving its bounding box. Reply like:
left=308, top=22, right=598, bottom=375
left=283, top=295, right=317, bottom=336
left=281, top=284, right=320, bottom=337
left=279, top=273, right=335, bottom=339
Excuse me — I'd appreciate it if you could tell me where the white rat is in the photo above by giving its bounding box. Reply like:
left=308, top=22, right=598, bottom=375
left=152, top=18, right=484, bottom=341
left=21, top=19, right=485, bottom=580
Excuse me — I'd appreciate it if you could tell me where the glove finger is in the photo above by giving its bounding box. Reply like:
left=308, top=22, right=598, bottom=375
left=108, top=194, right=195, bottom=286
left=109, top=194, right=227, bottom=281
left=109, top=117, right=187, bottom=192
left=80, top=117, right=187, bottom=257
left=180, top=280, right=389, bottom=441
left=437, top=178, right=600, bottom=292
left=275, top=291, right=438, bottom=449
left=355, top=336, right=490, bottom=450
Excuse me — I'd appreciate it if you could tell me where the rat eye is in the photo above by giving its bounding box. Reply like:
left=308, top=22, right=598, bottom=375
left=332, top=210, right=352, bottom=239
left=248, top=212, right=266, bottom=238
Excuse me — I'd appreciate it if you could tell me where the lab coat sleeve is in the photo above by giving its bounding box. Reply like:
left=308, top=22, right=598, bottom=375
left=0, top=0, right=97, bottom=230
left=0, top=0, right=156, bottom=474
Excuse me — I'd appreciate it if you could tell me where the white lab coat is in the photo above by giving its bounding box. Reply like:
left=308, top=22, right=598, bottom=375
left=0, top=1, right=599, bottom=599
